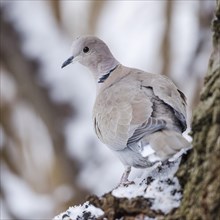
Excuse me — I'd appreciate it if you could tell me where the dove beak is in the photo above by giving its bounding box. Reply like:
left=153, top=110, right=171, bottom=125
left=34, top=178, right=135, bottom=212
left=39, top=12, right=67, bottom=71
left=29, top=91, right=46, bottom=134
left=61, top=56, right=74, bottom=68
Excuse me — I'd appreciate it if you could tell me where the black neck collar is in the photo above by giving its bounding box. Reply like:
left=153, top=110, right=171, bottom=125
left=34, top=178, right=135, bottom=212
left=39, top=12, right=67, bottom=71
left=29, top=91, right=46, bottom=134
left=98, top=65, right=118, bottom=83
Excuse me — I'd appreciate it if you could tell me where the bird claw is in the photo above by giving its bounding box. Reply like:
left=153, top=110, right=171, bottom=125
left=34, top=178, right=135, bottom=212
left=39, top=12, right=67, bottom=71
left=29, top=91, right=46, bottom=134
left=121, top=180, right=135, bottom=187
left=115, top=180, right=135, bottom=188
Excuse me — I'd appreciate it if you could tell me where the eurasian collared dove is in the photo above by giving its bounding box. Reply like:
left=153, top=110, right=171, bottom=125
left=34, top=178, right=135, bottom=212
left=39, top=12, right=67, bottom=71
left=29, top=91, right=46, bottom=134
left=62, top=36, right=191, bottom=185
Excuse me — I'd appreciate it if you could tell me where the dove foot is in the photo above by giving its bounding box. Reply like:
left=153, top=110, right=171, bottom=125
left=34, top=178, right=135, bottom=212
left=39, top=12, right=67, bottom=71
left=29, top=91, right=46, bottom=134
left=120, top=180, right=135, bottom=187
left=115, top=166, right=134, bottom=188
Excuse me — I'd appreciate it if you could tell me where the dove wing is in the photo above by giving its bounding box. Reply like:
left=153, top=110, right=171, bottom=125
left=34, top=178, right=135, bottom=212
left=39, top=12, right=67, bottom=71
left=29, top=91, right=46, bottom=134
left=134, top=70, right=187, bottom=132
left=93, top=76, right=167, bottom=151
left=150, top=75, right=187, bottom=131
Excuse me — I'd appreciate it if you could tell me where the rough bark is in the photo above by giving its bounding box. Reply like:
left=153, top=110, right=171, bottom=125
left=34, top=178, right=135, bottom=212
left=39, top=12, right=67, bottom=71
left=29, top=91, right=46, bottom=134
left=87, top=1, right=220, bottom=219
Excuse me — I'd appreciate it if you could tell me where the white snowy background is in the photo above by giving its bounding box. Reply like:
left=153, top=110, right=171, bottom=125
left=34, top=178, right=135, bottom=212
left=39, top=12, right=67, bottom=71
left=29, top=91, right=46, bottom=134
left=0, top=0, right=214, bottom=219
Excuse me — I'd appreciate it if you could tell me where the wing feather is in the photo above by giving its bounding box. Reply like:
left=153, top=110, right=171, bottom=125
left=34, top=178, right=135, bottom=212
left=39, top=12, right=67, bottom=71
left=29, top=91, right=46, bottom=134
left=127, top=117, right=166, bottom=146
left=138, top=73, right=187, bottom=131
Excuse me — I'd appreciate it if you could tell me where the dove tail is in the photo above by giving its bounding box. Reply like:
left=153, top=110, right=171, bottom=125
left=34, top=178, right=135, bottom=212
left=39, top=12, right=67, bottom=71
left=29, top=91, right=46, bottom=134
left=148, top=130, right=191, bottom=160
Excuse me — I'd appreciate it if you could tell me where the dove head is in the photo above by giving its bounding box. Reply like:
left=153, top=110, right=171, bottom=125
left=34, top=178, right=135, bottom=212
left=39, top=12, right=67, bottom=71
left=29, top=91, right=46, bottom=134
left=62, top=36, right=119, bottom=82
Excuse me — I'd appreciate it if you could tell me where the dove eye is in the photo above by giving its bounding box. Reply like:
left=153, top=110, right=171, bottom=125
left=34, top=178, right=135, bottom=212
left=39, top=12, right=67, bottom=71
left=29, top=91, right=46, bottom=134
left=83, top=46, right=89, bottom=53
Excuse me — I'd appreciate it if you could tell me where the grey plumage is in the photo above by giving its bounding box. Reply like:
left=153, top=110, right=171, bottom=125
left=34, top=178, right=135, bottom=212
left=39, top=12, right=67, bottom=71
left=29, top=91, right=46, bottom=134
left=62, top=36, right=191, bottom=185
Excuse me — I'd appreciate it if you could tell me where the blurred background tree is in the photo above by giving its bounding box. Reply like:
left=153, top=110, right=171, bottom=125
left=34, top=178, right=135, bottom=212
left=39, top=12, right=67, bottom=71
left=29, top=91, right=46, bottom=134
left=0, top=1, right=215, bottom=219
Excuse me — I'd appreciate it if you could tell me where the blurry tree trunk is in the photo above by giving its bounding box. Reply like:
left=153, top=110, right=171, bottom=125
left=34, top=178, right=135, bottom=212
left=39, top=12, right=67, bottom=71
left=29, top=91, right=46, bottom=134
left=188, top=1, right=214, bottom=110
left=0, top=7, right=88, bottom=217
left=89, top=1, right=105, bottom=34
left=50, top=0, right=61, bottom=24
left=88, top=1, right=220, bottom=219
left=161, top=0, right=173, bottom=76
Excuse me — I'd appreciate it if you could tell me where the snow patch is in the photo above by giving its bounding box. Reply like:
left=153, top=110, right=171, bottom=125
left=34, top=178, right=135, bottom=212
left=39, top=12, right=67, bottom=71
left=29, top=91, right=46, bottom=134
left=112, top=156, right=183, bottom=214
left=54, top=202, right=104, bottom=220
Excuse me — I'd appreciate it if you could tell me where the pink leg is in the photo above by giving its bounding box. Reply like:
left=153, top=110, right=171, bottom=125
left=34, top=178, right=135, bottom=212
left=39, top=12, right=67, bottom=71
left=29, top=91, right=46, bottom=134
left=118, top=166, right=134, bottom=186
